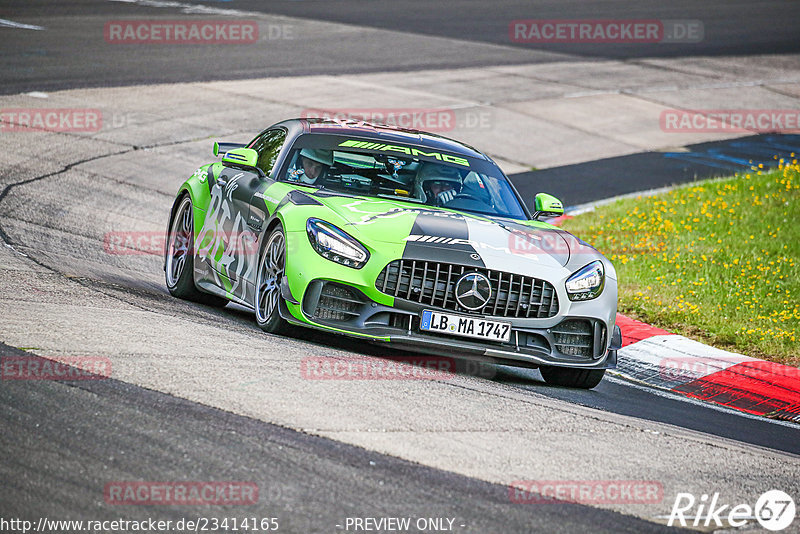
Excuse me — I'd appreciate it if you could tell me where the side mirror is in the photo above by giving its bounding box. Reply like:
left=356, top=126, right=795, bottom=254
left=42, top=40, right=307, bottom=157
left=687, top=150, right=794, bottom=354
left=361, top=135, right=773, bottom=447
left=221, top=148, right=260, bottom=173
left=532, top=193, right=564, bottom=220
left=213, top=141, right=245, bottom=157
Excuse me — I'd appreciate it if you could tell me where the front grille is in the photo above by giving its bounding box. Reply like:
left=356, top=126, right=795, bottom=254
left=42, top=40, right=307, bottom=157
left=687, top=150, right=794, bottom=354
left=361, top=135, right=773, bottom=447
left=375, top=259, right=558, bottom=318
left=312, top=282, right=363, bottom=322
left=552, top=319, right=593, bottom=358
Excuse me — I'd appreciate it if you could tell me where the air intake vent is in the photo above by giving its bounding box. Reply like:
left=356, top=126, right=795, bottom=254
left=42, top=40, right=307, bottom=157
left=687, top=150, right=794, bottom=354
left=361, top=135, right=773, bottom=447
left=312, top=282, right=363, bottom=322
left=552, top=319, right=593, bottom=358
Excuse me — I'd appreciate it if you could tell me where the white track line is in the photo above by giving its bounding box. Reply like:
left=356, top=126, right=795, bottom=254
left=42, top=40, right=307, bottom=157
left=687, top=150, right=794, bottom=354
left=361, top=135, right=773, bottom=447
left=0, top=19, right=45, bottom=30
left=109, top=0, right=259, bottom=17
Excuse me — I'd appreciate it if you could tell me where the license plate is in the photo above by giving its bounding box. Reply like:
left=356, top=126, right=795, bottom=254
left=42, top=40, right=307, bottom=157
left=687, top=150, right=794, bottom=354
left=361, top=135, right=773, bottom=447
left=420, top=310, right=512, bottom=343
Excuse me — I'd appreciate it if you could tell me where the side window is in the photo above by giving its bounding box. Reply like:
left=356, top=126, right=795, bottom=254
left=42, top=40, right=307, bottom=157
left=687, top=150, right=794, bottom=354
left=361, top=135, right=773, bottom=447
left=250, top=129, right=286, bottom=177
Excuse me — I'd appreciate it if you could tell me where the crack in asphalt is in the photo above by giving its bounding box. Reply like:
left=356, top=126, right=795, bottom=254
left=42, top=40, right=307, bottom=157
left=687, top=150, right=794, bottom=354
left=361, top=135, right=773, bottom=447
left=0, top=150, right=131, bottom=247
left=0, top=127, right=250, bottom=313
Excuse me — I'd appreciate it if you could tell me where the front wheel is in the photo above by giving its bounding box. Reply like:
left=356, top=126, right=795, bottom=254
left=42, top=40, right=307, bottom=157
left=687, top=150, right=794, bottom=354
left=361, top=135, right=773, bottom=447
left=539, top=366, right=605, bottom=389
left=254, top=226, right=292, bottom=335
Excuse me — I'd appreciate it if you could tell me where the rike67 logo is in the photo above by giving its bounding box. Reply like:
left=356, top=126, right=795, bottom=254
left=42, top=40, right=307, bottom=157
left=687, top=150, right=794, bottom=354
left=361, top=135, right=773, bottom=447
left=669, top=490, right=796, bottom=531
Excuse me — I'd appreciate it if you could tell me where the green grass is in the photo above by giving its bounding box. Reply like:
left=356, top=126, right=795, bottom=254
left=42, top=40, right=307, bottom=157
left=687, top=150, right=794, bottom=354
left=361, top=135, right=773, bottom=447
left=561, top=157, right=800, bottom=366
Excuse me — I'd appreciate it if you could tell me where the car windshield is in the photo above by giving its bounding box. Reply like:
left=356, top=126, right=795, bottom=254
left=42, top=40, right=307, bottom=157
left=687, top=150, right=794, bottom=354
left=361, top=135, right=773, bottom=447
left=279, top=137, right=527, bottom=219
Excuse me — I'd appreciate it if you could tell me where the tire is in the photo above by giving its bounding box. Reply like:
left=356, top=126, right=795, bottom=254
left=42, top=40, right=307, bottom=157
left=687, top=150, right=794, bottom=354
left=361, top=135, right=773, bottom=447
left=254, top=225, right=292, bottom=335
left=539, top=366, right=606, bottom=389
left=165, top=195, right=228, bottom=307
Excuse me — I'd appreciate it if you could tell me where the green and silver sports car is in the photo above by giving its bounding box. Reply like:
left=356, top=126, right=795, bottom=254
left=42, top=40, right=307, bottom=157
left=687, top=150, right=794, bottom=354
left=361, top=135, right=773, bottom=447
left=165, top=118, right=621, bottom=388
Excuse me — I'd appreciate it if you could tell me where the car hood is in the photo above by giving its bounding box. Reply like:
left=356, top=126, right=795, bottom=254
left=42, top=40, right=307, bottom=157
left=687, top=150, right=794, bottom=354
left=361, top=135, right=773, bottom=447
left=310, top=193, right=579, bottom=272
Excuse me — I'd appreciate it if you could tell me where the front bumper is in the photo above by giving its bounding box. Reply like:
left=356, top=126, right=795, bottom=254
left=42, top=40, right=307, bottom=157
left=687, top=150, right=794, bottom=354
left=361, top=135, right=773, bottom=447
left=280, top=278, right=618, bottom=370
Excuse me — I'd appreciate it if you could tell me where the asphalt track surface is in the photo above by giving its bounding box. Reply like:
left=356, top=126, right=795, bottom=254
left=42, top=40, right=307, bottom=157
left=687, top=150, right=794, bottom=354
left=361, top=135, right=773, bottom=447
left=2, top=0, right=800, bottom=94
left=204, top=0, right=800, bottom=58
left=513, top=134, right=800, bottom=207
left=1, top=343, right=681, bottom=534
left=1, top=1, right=800, bottom=533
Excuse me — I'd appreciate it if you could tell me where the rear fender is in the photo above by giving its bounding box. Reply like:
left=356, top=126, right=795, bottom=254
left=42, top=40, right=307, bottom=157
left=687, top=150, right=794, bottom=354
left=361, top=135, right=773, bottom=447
left=164, top=163, right=219, bottom=270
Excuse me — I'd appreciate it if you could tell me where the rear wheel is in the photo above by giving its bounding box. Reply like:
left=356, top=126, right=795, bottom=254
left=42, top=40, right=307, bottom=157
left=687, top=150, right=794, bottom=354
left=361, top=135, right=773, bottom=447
left=539, top=366, right=605, bottom=389
left=165, top=195, right=228, bottom=307
left=254, top=226, right=292, bottom=335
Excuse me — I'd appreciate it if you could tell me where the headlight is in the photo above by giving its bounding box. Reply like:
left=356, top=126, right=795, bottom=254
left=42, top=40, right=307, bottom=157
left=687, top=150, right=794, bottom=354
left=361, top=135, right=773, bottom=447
left=306, top=218, right=369, bottom=269
left=565, top=260, right=604, bottom=301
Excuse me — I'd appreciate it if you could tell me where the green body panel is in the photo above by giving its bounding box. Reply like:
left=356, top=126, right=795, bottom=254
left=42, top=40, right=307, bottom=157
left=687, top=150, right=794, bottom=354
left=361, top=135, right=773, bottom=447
left=262, top=188, right=406, bottom=307
left=257, top=184, right=562, bottom=332
left=221, top=148, right=259, bottom=169
left=179, top=163, right=214, bottom=226
left=188, top=162, right=226, bottom=260
left=533, top=193, right=564, bottom=216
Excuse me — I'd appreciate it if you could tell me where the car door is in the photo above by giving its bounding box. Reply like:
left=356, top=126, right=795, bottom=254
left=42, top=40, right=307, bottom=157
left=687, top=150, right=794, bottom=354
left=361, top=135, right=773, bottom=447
left=193, top=163, right=259, bottom=300
left=193, top=129, right=286, bottom=304
left=232, top=128, right=287, bottom=302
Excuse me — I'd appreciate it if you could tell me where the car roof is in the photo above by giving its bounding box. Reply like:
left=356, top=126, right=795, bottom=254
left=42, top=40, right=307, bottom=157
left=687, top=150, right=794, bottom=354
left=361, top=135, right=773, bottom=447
left=275, top=117, right=490, bottom=162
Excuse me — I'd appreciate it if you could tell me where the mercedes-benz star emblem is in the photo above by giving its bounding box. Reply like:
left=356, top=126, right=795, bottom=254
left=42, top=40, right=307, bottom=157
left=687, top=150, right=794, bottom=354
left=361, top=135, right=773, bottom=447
left=454, top=272, right=492, bottom=311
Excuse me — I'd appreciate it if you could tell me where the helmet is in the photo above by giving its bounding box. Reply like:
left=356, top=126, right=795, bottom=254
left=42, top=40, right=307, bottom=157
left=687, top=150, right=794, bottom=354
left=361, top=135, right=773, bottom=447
left=299, top=148, right=334, bottom=166
left=289, top=148, right=334, bottom=184
left=416, top=162, right=462, bottom=202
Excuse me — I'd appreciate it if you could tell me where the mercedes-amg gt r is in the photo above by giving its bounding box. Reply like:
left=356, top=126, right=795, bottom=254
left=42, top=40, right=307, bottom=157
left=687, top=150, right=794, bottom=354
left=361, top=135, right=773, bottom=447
left=164, top=118, right=621, bottom=388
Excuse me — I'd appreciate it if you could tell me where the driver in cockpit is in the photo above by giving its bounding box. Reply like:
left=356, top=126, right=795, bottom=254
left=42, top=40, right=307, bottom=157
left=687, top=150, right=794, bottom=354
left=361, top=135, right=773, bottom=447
left=415, top=162, right=462, bottom=206
left=286, top=148, right=334, bottom=186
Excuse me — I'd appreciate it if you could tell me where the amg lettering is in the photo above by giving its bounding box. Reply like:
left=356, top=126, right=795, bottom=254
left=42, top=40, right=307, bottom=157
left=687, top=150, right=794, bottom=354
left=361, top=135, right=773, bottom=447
left=411, top=149, right=443, bottom=159
left=337, top=139, right=472, bottom=167
left=441, top=154, right=470, bottom=167
left=384, top=144, right=413, bottom=155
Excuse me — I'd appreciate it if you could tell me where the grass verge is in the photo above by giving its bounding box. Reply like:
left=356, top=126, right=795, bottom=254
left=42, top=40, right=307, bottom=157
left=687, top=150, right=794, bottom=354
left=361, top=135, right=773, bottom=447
left=561, top=156, right=800, bottom=366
